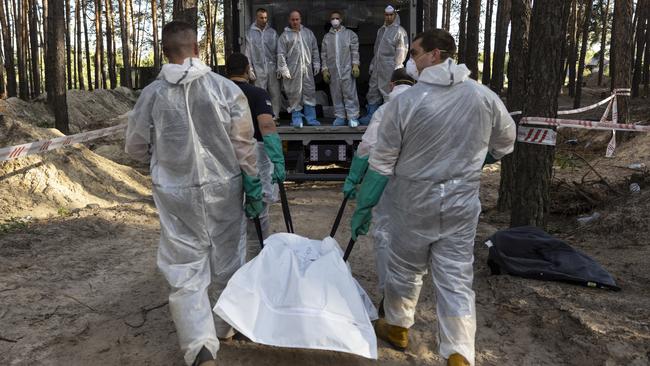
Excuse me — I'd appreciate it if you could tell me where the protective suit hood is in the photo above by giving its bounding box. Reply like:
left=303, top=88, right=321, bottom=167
left=418, top=58, right=470, bottom=87
left=386, top=13, right=401, bottom=27
left=388, top=84, right=411, bottom=101
left=159, top=57, right=211, bottom=85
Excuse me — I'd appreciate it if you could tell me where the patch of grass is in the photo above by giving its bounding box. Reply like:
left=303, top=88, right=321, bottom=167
left=57, top=206, right=72, bottom=217
left=0, top=217, right=31, bottom=234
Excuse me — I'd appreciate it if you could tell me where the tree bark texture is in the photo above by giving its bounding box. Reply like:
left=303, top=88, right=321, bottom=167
left=75, top=0, right=85, bottom=89
left=105, top=0, right=117, bottom=88
left=152, top=0, right=160, bottom=70
left=491, top=0, right=511, bottom=94
left=574, top=0, right=594, bottom=108
left=465, top=0, right=480, bottom=79
left=511, top=0, right=571, bottom=228
left=82, top=0, right=92, bottom=90
left=15, top=0, right=29, bottom=99
left=46, top=0, right=70, bottom=134
left=458, top=0, right=467, bottom=63
left=0, top=0, right=17, bottom=97
left=611, top=0, right=633, bottom=123
left=482, top=0, right=494, bottom=85
left=598, top=0, right=610, bottom=86
left=118, top=0, right=132, bottom=88
left=498, top=0, right=531, bottom=212
left=65, top=0, right=72, bottom=89
left=29, top=0, right=41, bottom=96
left=631, top=0, right=647, bottom=97
left=172, top=0, right=197, bottom=30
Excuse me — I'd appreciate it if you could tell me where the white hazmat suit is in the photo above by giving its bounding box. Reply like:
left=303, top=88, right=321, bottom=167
left=321, top=25, right=361, bottom=120
left=356, top=84, right=412, bottom=293
left=370, top=59, right=516, bottom=364
left=244, top=22, right=282, bottom=118
left=277, top=25, right=321, bottom=113
left=125, top=58, right=257, bottom=365
left=367, top=15, right=408, bottom=105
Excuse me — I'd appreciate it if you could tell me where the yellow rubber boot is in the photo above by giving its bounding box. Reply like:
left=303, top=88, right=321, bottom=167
left=374, top=318, right=409, bottom=350
left=447, top=353, right=470, bottom=366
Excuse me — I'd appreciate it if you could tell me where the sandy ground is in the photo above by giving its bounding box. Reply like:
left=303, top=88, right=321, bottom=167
left=1, top=88, right=650, bottom=365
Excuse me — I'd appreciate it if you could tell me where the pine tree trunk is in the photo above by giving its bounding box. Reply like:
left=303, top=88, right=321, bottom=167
left=598, top=0, right=610, bottom=86
left=498, top=0, right=531, bottom=212
left=28, top=0, right=41, bottom=96
left=75, top=0, right=85, bottom=89
left=575, top=0, right=594, bottom=107
left=445, top=0, right=451, bottom=30
left=224, top=0, right=232, bottom=57
left=611, top=0, right=633, bottom=124
left=0, top=0, right=17, bottom=97
left=172, top=0, right=197, bottom=30
left=0, top=0, right=16, bottom=97
left=511, top=0, right=571, bottom=228
left=203, top=0, right=210, bottom=65
left=0, top=39, right=4, bottom=98
left=424, top=0, right=438, bottom=30
left=118, top=0, right=132, bottom=88
left=105, top=0, right=116, bottom=88
left=15, top=0, right=29, bottom=99
left=567, top=0, right=582, bottom=97
left=152, top=0, right=160, bottom=70
left=482, top=0, right=494, bottom=85
left=631, top=0, right=647, bottom=97
left=458, top=0, right=468, bottom=63
left=94, top=0, right=106, bottom=89
left=82, top=0, right=92, bottom=90
left=465, top=0, right=480, bottom=79
left=643, top=9, right=650, bottom=96
left=491, top=0, right=511, bottom=94
left=46, top=0, right=70, bottom=134
left=65, top=0, right=73, bottom=89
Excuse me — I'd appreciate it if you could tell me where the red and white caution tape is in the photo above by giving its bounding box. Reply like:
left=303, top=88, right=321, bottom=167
left=517, top=126, right=557, bottom=146
left=522, top=117, right=650, bottom=132
left=510, top=88, right=631, bottom=117
left=0, top=123, right=126, bottom=162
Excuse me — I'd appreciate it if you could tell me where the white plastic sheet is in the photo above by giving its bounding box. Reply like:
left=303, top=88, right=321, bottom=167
left=214, top=233, right=378, bottom=359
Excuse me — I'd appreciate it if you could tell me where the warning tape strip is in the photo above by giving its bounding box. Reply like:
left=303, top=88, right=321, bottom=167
left=522, top=117, right=650, bottom=132
left=509, top=89, right=631, bottom=117
left=0, top=123, right=126, bottom=162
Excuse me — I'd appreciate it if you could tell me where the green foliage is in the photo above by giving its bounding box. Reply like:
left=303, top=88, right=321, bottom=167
left=57, top=206, right=72, bottom=217
left=0, top=217, right=31, bottom=234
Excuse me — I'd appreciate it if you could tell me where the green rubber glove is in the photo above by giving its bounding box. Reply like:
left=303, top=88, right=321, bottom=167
left=343, top=153, right=369, bottom=199
left=483, top=152, right=498, bottom=167
left=262, top=133, right=286, bottom=183
left=352, top=64, right=360, bottom=78
left=242, top=172, right=264, bottom=218
left=350, top=169, right=389, bottom=240
left=323, top=69, right=331, bottom=84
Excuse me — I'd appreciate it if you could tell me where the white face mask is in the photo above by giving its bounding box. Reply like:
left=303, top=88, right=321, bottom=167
left=331, top=19, right=341, bottom=28
left=406, top=58, right=419, bottom=81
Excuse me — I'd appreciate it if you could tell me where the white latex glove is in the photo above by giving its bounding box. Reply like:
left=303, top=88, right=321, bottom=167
left=280, top=68, right=291, bottom=79
left=313, top=64, right=320, bottom=76
left=249, top=68, right=257, bottom=81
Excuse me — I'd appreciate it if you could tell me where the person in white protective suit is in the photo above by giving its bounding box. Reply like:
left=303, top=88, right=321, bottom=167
left=321, top=10, right=362, bottom=127
left=350, top=30, right=516, bottom=366
left=244, top=8, right=282, bottom=122
left=124, top=21, right=264, bottom=366
left=359, top=5, right=409, bottom=125
left=277, top=10, right=322, bottom=128
left=342, top=68, right=415, bottom=297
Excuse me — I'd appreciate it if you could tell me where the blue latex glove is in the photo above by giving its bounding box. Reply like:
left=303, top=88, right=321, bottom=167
left=343, top=153, right=369, bottom=199
left=242, top=172, right=264, bottom=218
left=350, top=169, right=389, bottom=240
left=262, top=133, right=286, bottom=183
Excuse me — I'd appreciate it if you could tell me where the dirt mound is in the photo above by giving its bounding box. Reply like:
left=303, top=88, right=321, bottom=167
left=0, top=117, right=150, bottom=220
left=0, top=87, right=137, bottom=133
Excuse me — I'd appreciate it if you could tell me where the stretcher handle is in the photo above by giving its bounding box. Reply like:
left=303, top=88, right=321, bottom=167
left=278, top=181, right=294, bottom=233
left=253, top=217, right=264, bottom=249
left=330, top=197, right=349, bottom=238
left=343, top=238, right=356, bottom=262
